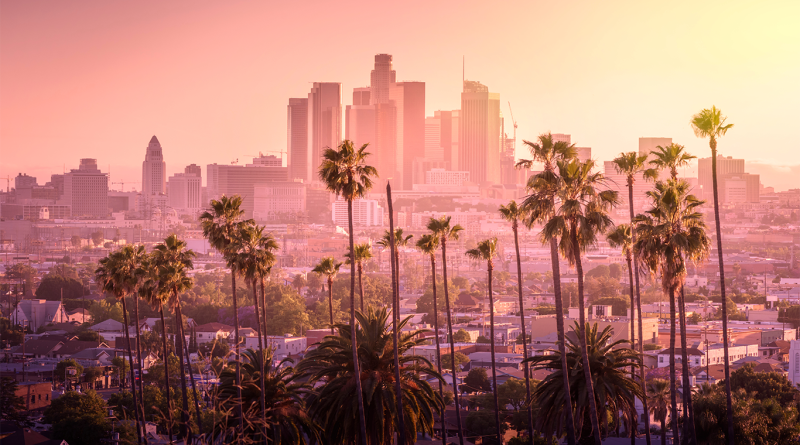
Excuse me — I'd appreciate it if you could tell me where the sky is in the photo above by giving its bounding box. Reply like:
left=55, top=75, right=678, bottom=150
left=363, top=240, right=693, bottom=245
left=2, top=0, right=799, bottom=191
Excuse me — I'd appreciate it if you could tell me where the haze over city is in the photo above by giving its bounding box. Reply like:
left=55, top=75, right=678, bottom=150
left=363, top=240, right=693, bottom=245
left=2, top=0, right=800, bottom=190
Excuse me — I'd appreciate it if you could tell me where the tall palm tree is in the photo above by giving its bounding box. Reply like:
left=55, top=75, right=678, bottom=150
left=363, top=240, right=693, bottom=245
left=297, top=307, right=443, bottom=445
left=216, top=348, right=321, bottom=444
left=525, top=322, right=642, bottom=440
left=498, top=200, right=535, bottom=442
left=152, top=235, right=199, bottom=440
left=312, top=257, right=342, bottom=335
left=691, top=106, right=734, bottom=445
left=633, top=180, right=711, bottom=445
left=533, top=159, right=618, bottom=445
left=416, top=233, right=447, bottom=444
left=611, top=151, right=653, bottom=444
left=426, top=216, right=465, bottom=445
left=647, top=142, right=699, bottom=442
left=201, top=195, right=252, bottom=438
left=318, top=140, right=378, bottom=445
left=344, top=242, right=373, bottom=311
left=96, top=246, right=148, bottom=445
left=646, top=379, right=670, bottom=445
left=378, top=228, right=413, bottom=320
left=518, top=132, right=579, bottom=445
left=465, top=237, right=502, bottom=445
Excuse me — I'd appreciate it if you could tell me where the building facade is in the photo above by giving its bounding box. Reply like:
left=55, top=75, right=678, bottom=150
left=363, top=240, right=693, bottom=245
left=62, top=158, right=109, bottom=218
left=253, top=182, right=306, bottom=221
left=206, top=155, right=288, bottom=218
left=167, top=172, right=202, bottom=213
left=307, top=83, right=342, bottom=183
left=142, top=135, right=167, bottom=197
left=331, top=198, right=383, bottom=227
left=287, top=98, right=309, bottom=182
left=460, top=81, right=501, bottom=184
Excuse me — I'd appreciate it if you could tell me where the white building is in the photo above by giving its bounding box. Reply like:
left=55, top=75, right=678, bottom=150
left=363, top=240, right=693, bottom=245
left=245, top=334, right=307, bottom=359
left=253, top=182, right=306, bottom=221
left=656, top=343, right=759, bottom=368
left=11, top=300, right=68, bottom=331
left=331, top=198, right=383, bottom=227
left=789, top=340, right=800, bottom=385
left=167, top=172, right=202, bottom=213
left=425, top=168, right=470, bottom=186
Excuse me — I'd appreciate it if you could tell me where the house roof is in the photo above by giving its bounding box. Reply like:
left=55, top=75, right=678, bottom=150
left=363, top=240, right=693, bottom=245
left=658, top=347, right=704, bottom=356
left=89, top=319, right=125, bottom=332
left=766, top=339, right=790, bottom=354
left=10, top=340, right=63, bottom=356
left=195, top=322, right=233, bottom=333
left=0, top=430, right=66, bottom=445
left=70, top=348, right=114, bottom=360
left=55, top=340, right=106, bottom=356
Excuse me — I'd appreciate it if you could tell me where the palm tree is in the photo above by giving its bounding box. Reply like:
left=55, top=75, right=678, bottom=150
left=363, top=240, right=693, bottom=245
left=152, top=235, right=200, bottom=440
left=611, top=151, right=653, bottom=444
left=498, top=200, right=535, bottom=442
left=691, top=106, right=734, bottom=445
left=344, top=242, right=373, bottom=311
left=96, top=246, right=148, bottom=445
left=532, top=159, right=617, bottom=445
left=647, top=142, right=699, bottom=442
left=297, top=307, right=443, bottom=445
left=518, top=132, right=579, bottom=445
left=201, top=195, right=252, bottom=438
left=646, top=379, right=670, bottom=445
left=525, top=322, right=642, bottom=440
left=415, top=233, right=447, bottom=444
left=216, top=348, right=321, bottom=444
left=426, top=216, right=465, bottom=445
left=312, top=257, right=342, bottom=335
left=465, top=237, right=502, bottom=445
left=318, top=139, right=378, bottom=445
left=633, top=180, right=711, bottom=445
left=378, top=228, right=413, bottom=320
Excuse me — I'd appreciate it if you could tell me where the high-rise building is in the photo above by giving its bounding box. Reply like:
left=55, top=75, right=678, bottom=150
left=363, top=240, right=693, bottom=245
left=332, top=197, right=384, bottom=227
left=698, top=155, right=745, bottom=200
left=352, top=87, right=371, bottom=106
left=639, top=137, right=673, bottom=181
left=576, top=147, right=592, bottom=162
left=307, top=83, right=342, bottom=182
left=720, top=173, right=760, bottom=203
left=287, top=98, right=309, bottom=182
left=345, top=89, right=376, bottom=152
left=460, top=80, right=501, bottom=184
left=551, top=134, right=571, bottom=144
left=206, top=155, right=289, bottom=219
left=424, top=116, right=443, bottom=162
left=142, top=136, right=167, bottom=197
left=370, top=54, right=396, bottom=105
left=62, top=158, right=109, bottom=218
left=253, top=182, right=306, bottom=221
left=168, top=173, right=202, bottom=213
left=389, top=81, right=425, bottom=189
left=185, top=164, right=202, bottom=179
left=14, top=174, right=37, bottom=190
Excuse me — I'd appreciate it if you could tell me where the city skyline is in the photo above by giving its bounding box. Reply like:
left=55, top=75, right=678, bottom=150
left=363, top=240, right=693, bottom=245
left=2, top=1, right=799, bottom=191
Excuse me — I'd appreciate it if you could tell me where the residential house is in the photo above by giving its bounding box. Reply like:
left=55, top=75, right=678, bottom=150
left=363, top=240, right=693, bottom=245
left=194, top=322, right=233, bottom=344
left=10, top=299, right=67, bottom=331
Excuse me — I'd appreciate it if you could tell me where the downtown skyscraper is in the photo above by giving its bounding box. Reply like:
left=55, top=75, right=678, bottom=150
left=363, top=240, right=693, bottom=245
left=142, top=135, right=166, bottom=196
left=287, top=97, right=309, bottom=182
left=460, top=80, right=501, bottom=184
left=305, top=83, right=342, bottom=183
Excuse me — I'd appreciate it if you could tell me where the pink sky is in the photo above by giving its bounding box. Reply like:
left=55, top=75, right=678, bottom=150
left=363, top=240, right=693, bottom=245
left=2, top=0, right=799, bottom=191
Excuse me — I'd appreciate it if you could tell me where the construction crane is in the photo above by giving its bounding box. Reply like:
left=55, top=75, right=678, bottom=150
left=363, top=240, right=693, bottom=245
left=507, top=101, right=518, bottom=153
left=112, top=181, right=140, bottom=192
left=1, top=176, right=10, bottom=193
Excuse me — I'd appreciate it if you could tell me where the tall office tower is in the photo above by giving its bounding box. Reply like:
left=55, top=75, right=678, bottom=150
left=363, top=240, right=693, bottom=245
left=142, top=136, right=166, bottom=197
left=185, top=164, right=202, bottom=179
left=720, top=173, right=760, bottom=203
left=168, top=173, right=202, bottom=212
left=307, top=83, right=342, bottom=182
left=63, top=158, right=109, bottom=217
left=551, top=133, right=571, bottom=144
left=206, top=155, right=289, bottom=219
left=389, top=81, right=425, bottom=189
left=425, top=116, right=443, bottom=162
left=287, top=98, right=309, bottom=182
left=370, top=54, right=396, bottom=105
left=460, top=80, right=501, bottom=184
left=698, top=155, right=745, bottom=200
left=576, top=147, right=592, bottom=162
left=352, top=87, right=371, bottom=106
left=345, top=88, right=376, bottom=150
left=14, top=174, right=37, bottom=190
left=639, top=137, right=673, bottom=180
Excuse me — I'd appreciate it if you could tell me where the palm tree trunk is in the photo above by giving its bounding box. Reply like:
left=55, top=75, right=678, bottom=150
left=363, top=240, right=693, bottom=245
left=429, top=253, right=446, bottom=445
left=259, top=277, right=269, bottom=443
left=251, top=280, right=268, bottom=444
left=177, top=305, right=203, bottom=437
left=441, top=238, right=465, bottom=445
left=131, top=295, right=149, bottom=445
left=327, top=278, right=334, bottom=335
left=174, top=308, right=190, bottom=440
left=395, top=250, right=401, bottom=324
left=357, top=263, right=365, bottom=311
left=549, top=236, right=577, bottom=445
left=159, top=306, right=174, bottom=445
left=678, top=287, right=696, bottom=445
left=347, top=199, right=368, bottom=445
left=629, top=177, right=651, bottom=445
left=626, top=254, right=637, bottom=444
left=121, top=296, right=144, bottom=445
left=668, top=287, right=680, bottom=445
left=571, top=228, right=603, bottom=445
left=661, top=418, right=666, bottom=445
left=487, top=261, right=502, bottom=445
left=710, top=144, right=734, bottom=445
left=512, top=224, right=536, bottom=443
left=386, top=184, right=406, bottom=445
left=231, top=270, right=244, bottom=439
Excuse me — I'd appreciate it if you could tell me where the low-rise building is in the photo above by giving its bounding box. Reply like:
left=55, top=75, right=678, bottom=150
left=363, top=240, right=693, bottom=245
left=195, top=322, right=234, bottom=344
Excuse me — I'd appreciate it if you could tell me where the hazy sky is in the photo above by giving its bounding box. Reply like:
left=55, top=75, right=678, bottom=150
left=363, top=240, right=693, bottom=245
left=2, top=0, right=799, bottom=191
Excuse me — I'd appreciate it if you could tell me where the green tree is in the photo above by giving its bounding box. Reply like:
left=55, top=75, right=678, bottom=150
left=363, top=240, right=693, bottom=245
left=728, top=363, right=800, bottom=406
left=111, top=356, right=129, bottom=389
left=83, top=366, right=104, bottom=389
left=76, top=329, right=104, bottom=342
left=0, top=377, right=28, bottom=426
left=56, top=359, right=84, bottom=384
left=35, top=273, right=84, bottom=301
left=426, top=215, right=467, bottom=445
left=691, top=105, right=735, bottom=445
left=646, top=379, right=670, bottom=445
left=452, top=328, right=471, bottom=343
left=43, top=390, right=111, bottom=445
left=91, top=231, right=104, bottom=246
left=498, top=377, right=537, bottom=411
left=298, top=307, right=442, bottom=445
left=592, top=296, right=630, bottom=316
left=465, top=410, right=508, bottom=445
left=5, top=263, right=36, bottom=296
left=608, top=263, right=623, bottom=280
left=312, top=257, right=342, bottom=334
left=415, top=277, right=456, bottom=326
left=517, top=133, right=579, bottom=445
left=463, top=367, right=491, bottom=393
left=585, top=265, right=610, bottom=279
left=441, top=352, right=470, bottom=371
